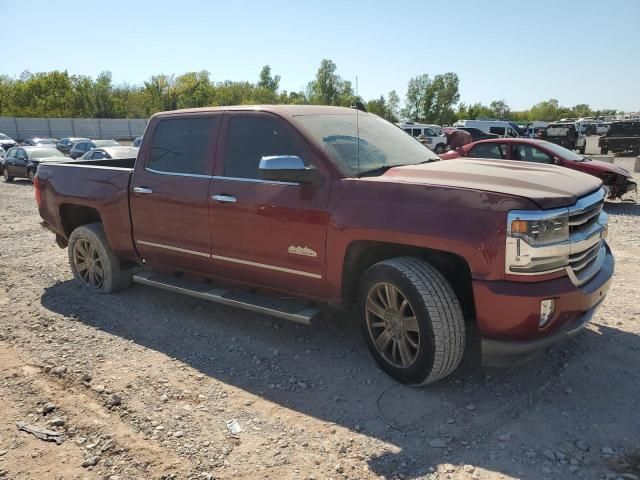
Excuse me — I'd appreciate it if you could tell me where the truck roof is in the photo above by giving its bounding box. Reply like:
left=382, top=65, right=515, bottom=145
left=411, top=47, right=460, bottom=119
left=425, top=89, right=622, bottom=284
left=151, top=105, right=355, bottom=119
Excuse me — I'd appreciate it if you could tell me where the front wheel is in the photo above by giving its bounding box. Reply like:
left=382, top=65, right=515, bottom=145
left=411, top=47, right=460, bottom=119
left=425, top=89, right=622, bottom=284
left=358, top=257, right=466, bottom=385
left=434, top=143, right=446, bottom=154
left=3, top=169, right=13, bottom=183
left=68, top=223, right=132, bottom=294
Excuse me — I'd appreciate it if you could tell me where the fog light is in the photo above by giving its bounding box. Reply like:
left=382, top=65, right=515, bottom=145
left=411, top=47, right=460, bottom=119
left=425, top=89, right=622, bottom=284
left=539, top=299, right=556, bottom=328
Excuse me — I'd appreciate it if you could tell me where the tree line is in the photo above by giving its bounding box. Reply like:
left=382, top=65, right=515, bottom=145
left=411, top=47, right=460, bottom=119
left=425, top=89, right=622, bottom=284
left=0, top=59, right=619, bottom=124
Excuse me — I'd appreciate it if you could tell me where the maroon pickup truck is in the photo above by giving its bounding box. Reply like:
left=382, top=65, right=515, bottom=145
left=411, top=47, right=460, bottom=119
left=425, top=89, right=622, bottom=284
left=35, top=105, right=614, bottom=385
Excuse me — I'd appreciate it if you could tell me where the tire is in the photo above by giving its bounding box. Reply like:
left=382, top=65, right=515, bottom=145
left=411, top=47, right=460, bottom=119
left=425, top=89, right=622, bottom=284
left=600, top=147, right=608, bottom=155
left=3, top=168, right=13, bottom=183
left=68, top=223, right=132, bottom=294
left=27, top=169, right=36, bottom=184
left=358, top=257, right=465, bottom=385
left=434, top=143, right=446, bottom=154
left=578, top=145, right=586, bottom=155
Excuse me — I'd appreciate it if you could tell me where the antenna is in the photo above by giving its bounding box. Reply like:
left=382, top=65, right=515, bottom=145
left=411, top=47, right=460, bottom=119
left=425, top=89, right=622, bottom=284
left=356, top=76, right=360, bottom=174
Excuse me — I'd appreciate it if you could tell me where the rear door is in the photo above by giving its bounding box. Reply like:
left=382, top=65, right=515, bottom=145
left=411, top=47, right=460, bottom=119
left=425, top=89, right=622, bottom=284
left=208, top=112, right=330, bottom=296
left=130, top=114, right=221, bottom=274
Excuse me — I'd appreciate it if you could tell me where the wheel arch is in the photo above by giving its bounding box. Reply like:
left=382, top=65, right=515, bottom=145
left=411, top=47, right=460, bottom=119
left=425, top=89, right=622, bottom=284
left=341, top=240, right=475, bottom=320
left=59, top=204, right=103, bottom=238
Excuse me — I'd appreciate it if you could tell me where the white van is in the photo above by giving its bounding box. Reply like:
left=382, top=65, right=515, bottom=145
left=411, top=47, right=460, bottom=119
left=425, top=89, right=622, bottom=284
left=453, top=120, right=520, bottom=138
left=397, top=122, right=448, bottom=154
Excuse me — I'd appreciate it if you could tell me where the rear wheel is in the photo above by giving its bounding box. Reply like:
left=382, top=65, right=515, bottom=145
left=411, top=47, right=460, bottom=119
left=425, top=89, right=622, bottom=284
left=578, top=145, right=585, bottom=154
left=3, top=169, right=13, bottom=183
left=68, top=223, right=132, bottom=294
left=600, top=147, right=608, bottom=155
left=27, top=169, right=36, bottom=183
left=358, top=257, right=466, bottom=385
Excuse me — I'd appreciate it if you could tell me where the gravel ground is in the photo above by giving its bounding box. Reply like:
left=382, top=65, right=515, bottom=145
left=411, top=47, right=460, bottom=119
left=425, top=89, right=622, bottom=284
left=0, top=159, right=639, bottom=480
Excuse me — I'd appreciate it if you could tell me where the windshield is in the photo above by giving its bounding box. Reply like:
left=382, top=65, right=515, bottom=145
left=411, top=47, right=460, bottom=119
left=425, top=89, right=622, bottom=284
left=296, top=113, right=440, bottom=176
left=30, top=148, right=64, bottom=158
left=0, top=134, right=10, bottom=140
left=539, top=141, right=586, bottom=161
left=95, top=139, right=119, bottom=146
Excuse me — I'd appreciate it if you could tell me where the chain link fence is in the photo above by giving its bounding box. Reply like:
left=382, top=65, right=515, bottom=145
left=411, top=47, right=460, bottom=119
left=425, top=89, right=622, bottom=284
left=0, top=117, right=148, bottom=141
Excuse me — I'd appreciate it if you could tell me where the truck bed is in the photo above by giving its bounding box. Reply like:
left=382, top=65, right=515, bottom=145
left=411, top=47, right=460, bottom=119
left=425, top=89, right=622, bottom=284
left=36, top=158, right=137, bottom=262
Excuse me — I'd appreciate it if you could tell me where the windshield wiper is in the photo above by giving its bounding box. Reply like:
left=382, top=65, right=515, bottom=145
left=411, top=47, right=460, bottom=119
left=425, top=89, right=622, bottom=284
left=357, top=165, right=395, bottom=177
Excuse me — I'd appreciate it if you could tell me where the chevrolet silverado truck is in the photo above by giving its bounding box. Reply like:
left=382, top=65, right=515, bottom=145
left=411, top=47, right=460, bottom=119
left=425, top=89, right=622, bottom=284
left=35, top=106, right=614, bottom=385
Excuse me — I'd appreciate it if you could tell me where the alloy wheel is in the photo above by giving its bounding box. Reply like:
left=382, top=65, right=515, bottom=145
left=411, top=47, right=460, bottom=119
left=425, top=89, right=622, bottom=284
left=73, top=238, right=104, bottom=289
left=365, top=282, right=420, bottom=368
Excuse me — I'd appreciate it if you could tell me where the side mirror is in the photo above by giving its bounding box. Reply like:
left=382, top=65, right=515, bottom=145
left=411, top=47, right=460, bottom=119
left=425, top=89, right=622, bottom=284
left=259, top=156, right=322, bottom=185
left=553, top=156, right=562, bottom=165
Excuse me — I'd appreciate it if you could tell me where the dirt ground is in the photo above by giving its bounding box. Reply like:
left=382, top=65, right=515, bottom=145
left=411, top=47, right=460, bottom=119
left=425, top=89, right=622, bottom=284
left=0, top=144, right=639, bottom=480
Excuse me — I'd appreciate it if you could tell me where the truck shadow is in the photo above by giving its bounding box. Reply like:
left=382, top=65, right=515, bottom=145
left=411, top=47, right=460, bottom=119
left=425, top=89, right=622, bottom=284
left=40, top=280, right=639, bottom=479
left=604, top=201, right=640, bottom=217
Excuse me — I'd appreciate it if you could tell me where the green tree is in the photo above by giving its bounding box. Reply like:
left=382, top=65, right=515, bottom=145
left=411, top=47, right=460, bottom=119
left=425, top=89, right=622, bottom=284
left=489, top=99, right=511, bottom=120
left=258, top=65, right=280, bottom=93
left=402, top=73, right=460, bottom=124
left=307, top=59, right=354, bottom=106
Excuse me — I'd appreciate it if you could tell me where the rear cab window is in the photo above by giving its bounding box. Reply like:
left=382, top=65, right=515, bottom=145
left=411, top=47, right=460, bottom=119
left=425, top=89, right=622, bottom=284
left=146, top=116, right=219, bottom=175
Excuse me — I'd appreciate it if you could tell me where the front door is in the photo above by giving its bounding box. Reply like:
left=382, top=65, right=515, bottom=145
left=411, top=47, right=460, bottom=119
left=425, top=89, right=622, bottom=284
left=208, top=113, right=330, bottom=297
left=130, top=114, right=220, bottom=274
left=12, top=148, right=29, bottom=177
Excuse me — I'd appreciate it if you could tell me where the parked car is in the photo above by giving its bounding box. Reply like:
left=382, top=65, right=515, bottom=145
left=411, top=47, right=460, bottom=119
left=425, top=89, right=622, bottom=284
left=599, top=121, right=640, bottom=155
left=456, top=127, right=499, bottom=142
left=541, top=122, right=586, bottom=154
left=132, top=136, right=143, bottom=147
left=0, top=133, right=18, bottom=152
left=57, top=137, right=90, bottom=155
left=35, top=105, right=614, bottom=385
left=453, top=120, right=521, bottom=138
left=22, top=137, right=57, bottom=147
left=440, top=138, right=636, bottom=199
left=93, top=139, right=121, bottom=147
left=1, top=146, right=67, bottom=183
left=80, top=146, right=139, bottom=161
left=397, top=122, right=448, bottom=153
left=69, top=139, right=122, bottom=159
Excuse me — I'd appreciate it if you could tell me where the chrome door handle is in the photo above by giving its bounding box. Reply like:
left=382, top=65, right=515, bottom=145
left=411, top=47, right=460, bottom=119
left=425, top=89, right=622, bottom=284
left=212, top=194, right=237, bottom=203
left=133, top=186, right=153, bottom=194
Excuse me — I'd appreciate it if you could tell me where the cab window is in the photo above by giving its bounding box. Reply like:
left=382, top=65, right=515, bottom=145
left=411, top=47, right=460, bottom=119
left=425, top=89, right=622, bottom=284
left=468, top=143, right=507, bottom=159
left=489, top=126, right=506, bottom=136
left=147, top=116, right=218, bottom=175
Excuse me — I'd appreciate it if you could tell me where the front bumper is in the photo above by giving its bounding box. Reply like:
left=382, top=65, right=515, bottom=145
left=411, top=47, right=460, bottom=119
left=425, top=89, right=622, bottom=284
left=475, top=245, right=614, bottom=366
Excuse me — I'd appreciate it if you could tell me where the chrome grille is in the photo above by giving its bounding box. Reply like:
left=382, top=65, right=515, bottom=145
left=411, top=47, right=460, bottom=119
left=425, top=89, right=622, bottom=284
left=566, top=189, right=607, bottom=286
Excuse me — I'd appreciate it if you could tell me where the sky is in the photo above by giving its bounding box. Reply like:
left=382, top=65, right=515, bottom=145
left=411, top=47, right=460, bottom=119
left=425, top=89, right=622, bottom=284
left=2, top=0, right=639, bottom=112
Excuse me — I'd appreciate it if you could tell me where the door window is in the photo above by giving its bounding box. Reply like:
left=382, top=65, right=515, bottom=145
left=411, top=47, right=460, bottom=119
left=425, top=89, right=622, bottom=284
left=512, top=144, right=553, bottom=164
left=489, top=126, right=506, bottom=136
left=147, top=116, right=218, bottom=175
left=16, top=149, right=27, bottom=159
left=411, top=128, right=422, bottom=137
left=424, top=128, right=437, bottom=136
left=92, top=150, right=107, bottom=160
left=468, top=143, right=506, bottom=159
left=223, top=116, right=305, bottom=179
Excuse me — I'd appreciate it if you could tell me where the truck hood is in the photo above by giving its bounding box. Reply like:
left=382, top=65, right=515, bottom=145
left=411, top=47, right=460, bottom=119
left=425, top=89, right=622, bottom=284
left=366, top=159, right=602, bottom=209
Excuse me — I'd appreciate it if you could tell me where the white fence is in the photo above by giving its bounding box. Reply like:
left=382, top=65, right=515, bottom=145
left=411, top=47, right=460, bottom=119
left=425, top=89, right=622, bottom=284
left=0, top=117, right=148, bottom=141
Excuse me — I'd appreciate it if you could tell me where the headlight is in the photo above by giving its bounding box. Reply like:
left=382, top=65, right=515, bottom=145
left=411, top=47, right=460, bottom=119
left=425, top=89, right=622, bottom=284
left=506, top=210, right=571, bottom=275
left=509, top=214, right=569, bottom=246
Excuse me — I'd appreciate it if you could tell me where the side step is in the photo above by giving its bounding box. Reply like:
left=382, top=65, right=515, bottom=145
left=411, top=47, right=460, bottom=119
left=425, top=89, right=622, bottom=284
left=132, top=271, right=320, bottom=325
